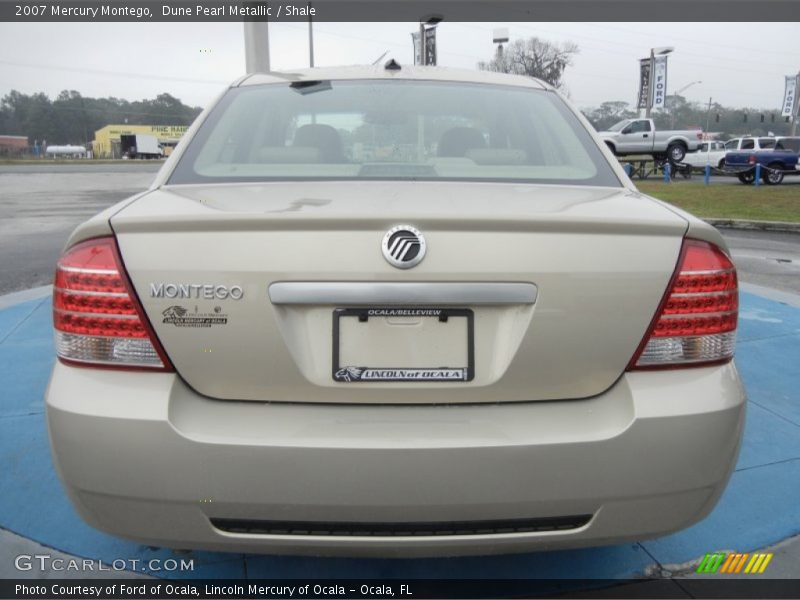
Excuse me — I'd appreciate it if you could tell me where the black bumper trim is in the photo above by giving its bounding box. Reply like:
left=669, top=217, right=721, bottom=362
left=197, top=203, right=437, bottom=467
left=210, top=514, right=592, bottom=537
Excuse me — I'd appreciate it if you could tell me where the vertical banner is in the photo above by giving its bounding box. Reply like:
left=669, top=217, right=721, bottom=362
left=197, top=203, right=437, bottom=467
left=781, top=75, right=798, bottom=117
left=411, top=31, right=422, bottom=65
left=652, top=55, right=668, bottom=110
left=423, top=26, right=437, bottom=65
left=637, top=58, right=651, bottom=109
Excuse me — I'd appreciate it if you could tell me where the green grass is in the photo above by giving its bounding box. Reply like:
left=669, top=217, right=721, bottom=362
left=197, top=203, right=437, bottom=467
left=637, top=181, right=800, bottom=223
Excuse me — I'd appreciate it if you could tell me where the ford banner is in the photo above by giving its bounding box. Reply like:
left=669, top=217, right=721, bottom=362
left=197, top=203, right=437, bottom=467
left=781, top=75, right=798, bottom=117
left=652, top=55, right=668, bottom=110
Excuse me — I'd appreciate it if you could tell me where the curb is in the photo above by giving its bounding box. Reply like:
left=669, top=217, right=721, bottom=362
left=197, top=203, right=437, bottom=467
left=705, top=218, right=800, bottom=234
left=0, top=285, right=52, bottom=311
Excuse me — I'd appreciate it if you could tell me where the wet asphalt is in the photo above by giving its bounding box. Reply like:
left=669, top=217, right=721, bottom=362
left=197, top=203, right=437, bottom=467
left=1, top=162, right=798, bottom=295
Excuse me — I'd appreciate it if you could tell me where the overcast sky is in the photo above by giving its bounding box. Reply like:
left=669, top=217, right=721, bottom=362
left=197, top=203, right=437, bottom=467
left=0, top=22, right=798, bottom=112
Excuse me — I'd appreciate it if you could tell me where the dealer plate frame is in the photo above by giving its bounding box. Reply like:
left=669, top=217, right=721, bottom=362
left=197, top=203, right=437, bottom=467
left=332, top=307, right=474, bottom=383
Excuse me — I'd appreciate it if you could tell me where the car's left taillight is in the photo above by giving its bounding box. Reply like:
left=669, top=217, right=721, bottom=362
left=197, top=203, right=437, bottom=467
left=53, top=236, right=172, bottom=370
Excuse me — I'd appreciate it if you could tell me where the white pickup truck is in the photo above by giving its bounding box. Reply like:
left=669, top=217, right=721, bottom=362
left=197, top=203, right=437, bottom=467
left=598, top=118, right=703, bottom=163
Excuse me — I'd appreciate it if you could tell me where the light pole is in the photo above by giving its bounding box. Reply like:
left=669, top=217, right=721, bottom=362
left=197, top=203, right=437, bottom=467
left=670, top=80, right=701, bottom=128
left=493, top=28, right=509, bottom=60
left=307, top=2, right=314, bottom=68
left=645, top=46, right=674, bottom=118
left=791, top=70, right=800, bottom=136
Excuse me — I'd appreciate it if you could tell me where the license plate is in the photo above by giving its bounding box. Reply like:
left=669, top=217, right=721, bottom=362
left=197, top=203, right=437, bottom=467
left=332, top=308, right=474, bottom=382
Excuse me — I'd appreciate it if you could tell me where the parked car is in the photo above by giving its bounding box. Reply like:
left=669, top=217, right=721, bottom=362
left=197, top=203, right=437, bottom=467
left=46, top=65, right=745, bottom=557
left=723, top=136, right=776, bottom=156
left=597, top=118, right=703, bottom=163
left=682, top=140, right=727, bottom=170
left=725, top=136, right=800, bottom=184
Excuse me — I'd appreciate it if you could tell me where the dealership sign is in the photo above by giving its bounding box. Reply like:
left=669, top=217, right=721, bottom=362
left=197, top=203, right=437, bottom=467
left=652, top=55, right=668, bottom=110
left=781, top=75, right=798, bottom=117
left=637, top=58, right=651, bottom=109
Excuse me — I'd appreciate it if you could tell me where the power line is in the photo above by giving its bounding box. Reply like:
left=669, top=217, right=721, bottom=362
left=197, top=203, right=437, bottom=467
left=580, top=22, right=797, bottom=59
left=450, top=23, right=797, bottom=75
left=0, top=59, right=228, bottom=86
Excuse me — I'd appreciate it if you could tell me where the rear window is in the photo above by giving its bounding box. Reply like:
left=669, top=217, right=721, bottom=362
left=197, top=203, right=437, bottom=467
left=169, top=80, right=619, bottom=186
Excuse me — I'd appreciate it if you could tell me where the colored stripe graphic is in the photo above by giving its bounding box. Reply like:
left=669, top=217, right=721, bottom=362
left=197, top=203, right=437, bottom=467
left=698, top=552, right=773, bottom=574
left=697, top=552, right=727, bottom=574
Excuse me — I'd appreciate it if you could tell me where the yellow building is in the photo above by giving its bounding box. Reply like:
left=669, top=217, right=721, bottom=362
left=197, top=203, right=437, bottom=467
left=93, top=124, right=189, bottom=158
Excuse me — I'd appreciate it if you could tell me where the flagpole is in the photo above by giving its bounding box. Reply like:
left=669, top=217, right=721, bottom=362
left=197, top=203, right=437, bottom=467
left=791, top=71, right=800, bottom=136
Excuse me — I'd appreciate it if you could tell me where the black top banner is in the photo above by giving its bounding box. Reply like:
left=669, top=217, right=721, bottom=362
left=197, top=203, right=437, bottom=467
left=2, top=0, right=800, bottom=22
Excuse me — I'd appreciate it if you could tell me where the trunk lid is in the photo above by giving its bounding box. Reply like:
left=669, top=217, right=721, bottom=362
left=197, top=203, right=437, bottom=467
left=112, top=181, right=688, bottom=404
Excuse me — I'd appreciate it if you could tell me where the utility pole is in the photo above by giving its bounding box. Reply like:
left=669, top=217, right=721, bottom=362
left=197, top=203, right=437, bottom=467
left=419, top=21, right=426, bottom=65
left=704, top=97, right=713, bottom=137
left=791, top=70, right=800, bottom=136
left=308, top=2, right=314, bottom=68
left=244, top=20, right=270, bottom=73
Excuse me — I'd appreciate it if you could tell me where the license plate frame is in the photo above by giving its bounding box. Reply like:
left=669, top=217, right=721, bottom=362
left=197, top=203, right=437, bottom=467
left=332, top=307, right=474, bottom=383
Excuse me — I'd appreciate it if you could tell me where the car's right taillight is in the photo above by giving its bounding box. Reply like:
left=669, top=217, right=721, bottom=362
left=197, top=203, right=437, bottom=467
left=53, top=236, right=172, bottom=370
left=628, top=238, right=738, bottom=370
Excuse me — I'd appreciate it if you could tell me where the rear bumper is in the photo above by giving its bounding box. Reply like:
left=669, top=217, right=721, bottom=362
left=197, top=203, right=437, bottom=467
left=45, top=362, right=745, bottom=557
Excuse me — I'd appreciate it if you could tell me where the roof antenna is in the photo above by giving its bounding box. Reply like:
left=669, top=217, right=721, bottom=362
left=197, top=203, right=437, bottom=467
left=371, top=51, right=388, bottom=66
left=384, top=58, right=401, bottom=71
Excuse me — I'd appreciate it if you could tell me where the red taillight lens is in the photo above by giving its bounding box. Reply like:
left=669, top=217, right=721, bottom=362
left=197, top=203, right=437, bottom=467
left=748, top=155, right=756, bottom=164
left=628, top=239, right=737, bottom=370
left=53, top=237, right=172, bottom=370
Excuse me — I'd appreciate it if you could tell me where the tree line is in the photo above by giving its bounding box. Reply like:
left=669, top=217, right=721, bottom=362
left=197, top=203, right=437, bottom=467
left=0, top=90, right=202, bottom=146
left=0, top=38, right=793, bottom=150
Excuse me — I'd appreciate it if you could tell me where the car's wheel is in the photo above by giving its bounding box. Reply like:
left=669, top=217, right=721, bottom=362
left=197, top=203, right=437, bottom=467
left=667, top=143, right=687, bottom=163
left=605, top=142, right=616, bottom=156
left=718, top=158, right=726, bottom=170
left=763, top=163, right=784, bottom=185
left=737, top=171, right=755, bottom=185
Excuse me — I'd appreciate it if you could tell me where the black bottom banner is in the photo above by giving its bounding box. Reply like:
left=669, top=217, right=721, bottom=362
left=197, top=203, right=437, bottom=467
left=2, top=579, right=799, bottom=600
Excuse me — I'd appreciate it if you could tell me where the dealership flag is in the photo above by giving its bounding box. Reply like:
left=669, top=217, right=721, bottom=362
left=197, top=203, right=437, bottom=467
left=423, top=26, right=437, bottom=65
left=652, top=55, right=668, bottom=110
left=411, top=31, right=422, bottom=65
left=637, top=58, right=651, bottom=109
left=781, top=75, right=798, bottom=117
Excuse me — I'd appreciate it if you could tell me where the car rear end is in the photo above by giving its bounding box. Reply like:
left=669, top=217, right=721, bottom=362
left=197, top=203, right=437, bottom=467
left=46, top=67, right=745, bottom=557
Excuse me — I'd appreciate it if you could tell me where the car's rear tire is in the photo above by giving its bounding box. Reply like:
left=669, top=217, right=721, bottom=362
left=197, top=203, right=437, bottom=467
left=667, top=143, right=687, bottom=163
left=737, top=171, right=755, bottom=184
left=718, top=158, right=726, bottom=170
left=763, top=163, right=784, bottom=185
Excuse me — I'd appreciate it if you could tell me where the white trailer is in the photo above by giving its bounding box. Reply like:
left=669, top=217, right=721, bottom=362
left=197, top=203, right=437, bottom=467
left=120, top=134, right=163, bottom=159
